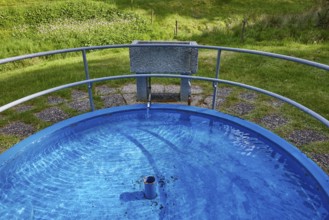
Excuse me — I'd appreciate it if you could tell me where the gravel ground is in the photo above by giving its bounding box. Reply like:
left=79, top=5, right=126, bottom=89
left=35, top=107, right=69, bottom=122
left=47, top=96, right=66, bottom=105
left=102, top=94, right=126, bottom=107
left=68, top=99, right=91, bottom=112
left=217, top=87, right=233, bottom=97
left=269, top=100, right=285, bottom=108
left=229, top=102, right=255, bottom=115
left=288, top=129, right=329, bottom=146
left=260, top=114, right=288, bottom=130
left=14, top=105, right=34, bottom=113
left=239, top=92, right=258, bottom=101
left=0, top=122, right=36, bottom=138
left=95, top=85, right=118, bottom=96
left=203, top=95, right=226, bottom=108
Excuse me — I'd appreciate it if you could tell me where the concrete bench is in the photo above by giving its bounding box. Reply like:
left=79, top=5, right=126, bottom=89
left=129, top=41, right=198, bottom=101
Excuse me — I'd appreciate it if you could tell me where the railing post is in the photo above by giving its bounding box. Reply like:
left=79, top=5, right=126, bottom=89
left=212, top=49, right=222, bottom=110
left=82, top=49, right=95, bottom=111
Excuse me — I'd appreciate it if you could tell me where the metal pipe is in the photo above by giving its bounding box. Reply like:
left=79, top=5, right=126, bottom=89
left=147, top=77, right=151, bottom=108
left=82, top=50, right=95, bottom=111
left=188, top=79, right=192, bottom=106
left=212, top=49, right=222, bottom=110
left=147, top=93, right=151, bottom=109
left=144, top=175, right=157, bottom=199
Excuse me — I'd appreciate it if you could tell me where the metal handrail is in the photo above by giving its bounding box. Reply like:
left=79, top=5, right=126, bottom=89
left=0, top=74, right=328, bottom=128
left=1, top=44, right=329, bottom=71
left=0, top=44, right=328, bottom=128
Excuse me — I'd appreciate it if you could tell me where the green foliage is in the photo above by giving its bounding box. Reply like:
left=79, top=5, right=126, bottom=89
left=0, top=1, right=156, bottom=59
left=1, top=1, right=137, bottom=27
left=0, top=0, right=325, bottom=59
left=239, top=4, right=329, bottom=44
left=0, top=135, right=19, bottom=154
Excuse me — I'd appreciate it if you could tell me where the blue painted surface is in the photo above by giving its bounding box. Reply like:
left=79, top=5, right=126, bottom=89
left=0, top=104, right=328, bottom=219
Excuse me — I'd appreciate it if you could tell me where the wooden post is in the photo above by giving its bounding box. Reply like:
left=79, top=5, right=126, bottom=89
left=241, top=18, right=247, bottom=43
left=175, top=20, right=178, bottom=36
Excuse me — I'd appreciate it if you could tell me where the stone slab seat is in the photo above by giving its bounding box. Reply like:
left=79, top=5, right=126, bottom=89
left=129, top=40, right=198, bottom=101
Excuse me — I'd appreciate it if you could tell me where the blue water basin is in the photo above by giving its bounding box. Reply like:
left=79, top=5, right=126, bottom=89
left=0, top=104, right=328, bottom=219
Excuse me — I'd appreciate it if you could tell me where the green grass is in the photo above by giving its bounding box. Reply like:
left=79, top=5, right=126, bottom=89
left=0, top=0, right=328, bottom=58
left=0, top=135, right=20, bottom=152
left=0, top=0, right=328, bottom=160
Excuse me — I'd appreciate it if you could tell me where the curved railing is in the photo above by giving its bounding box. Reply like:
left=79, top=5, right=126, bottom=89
left=0, top=44, right=329, bottom=128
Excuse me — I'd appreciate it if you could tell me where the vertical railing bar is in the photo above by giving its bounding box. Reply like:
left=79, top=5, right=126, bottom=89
left=212, top=49, right=222, bottom=110
left=82, top=49, right=95, bottom=111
